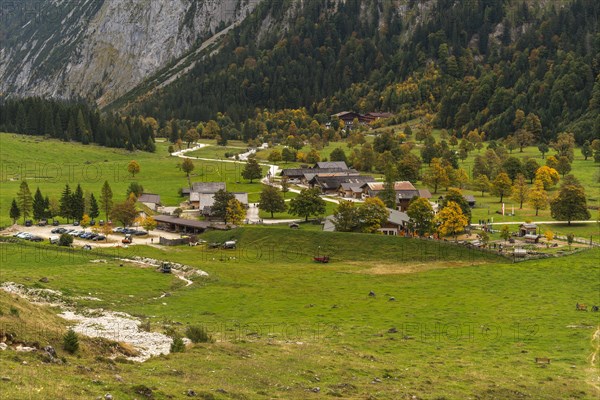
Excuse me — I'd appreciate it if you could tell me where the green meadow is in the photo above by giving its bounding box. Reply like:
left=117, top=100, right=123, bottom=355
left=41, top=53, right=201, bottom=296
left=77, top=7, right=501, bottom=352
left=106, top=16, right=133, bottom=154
left=0, top=228, right=598, bottom=399
left=0, top=133, right=268, bottom=226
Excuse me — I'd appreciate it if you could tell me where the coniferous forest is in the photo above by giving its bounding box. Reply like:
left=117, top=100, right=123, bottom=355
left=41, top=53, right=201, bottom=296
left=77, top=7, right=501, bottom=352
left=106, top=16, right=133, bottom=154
left=0, top=97, right=156, bottom=151
left=132, top=0, right=599, bottom=144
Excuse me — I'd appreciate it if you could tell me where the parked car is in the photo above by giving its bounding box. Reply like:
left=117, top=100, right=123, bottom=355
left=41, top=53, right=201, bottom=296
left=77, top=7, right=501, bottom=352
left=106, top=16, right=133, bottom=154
left=80, top=232, right=92, bottom=239
left=99, top=220, right=105, bottom=226
left=25, top=220, right=33, bottom=227
left=73, top=221, right=80, bottom=226
left=57, top=228, right=68, bottom=234
left=29, top=236, right=44, bottom=242
left=134, top=230, right=148, bottom=236
left=90, top=220, right=96, bottom=226
left=52, top=220, right=60, bottom=226
left=88, top=233, right=98, bottom=240
left=49, top=236, right=60, bottom=245
left=92, top=235, right=106, bottom=241
left=37, top=219, right=48, bottom=226
left=16, top=232, right=31, bottom=239
left=51, top=228, right=61, bottom=234
left=222, top=240, right=237, bottom=249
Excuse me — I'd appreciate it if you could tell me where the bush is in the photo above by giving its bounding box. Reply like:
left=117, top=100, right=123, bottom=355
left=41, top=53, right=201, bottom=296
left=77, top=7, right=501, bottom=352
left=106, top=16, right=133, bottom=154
left=9, top=306, right=19, bottom=317
left=58, top=233, right=73, bottom=247
left=185, top=325, right=212, bottom=343
left=63, top=329, right=79, bottom=354
left=170, top=336, right=185, bottom=353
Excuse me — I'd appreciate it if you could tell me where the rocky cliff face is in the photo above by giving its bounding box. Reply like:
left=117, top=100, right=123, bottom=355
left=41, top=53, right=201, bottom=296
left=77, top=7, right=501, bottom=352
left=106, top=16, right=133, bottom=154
left=0, top=0, right=260, bottom=107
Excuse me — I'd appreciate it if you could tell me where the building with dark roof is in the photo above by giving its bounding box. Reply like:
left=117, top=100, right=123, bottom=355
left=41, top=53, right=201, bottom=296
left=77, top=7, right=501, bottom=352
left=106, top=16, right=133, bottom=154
left=137, top=193, right=161, bottom=210
left=361, top=181, right=422, bottom=212
left=309, top=175, right=375, bottom=195
left=154, top=215, right=232, bottom=234
left=182, top=182, right=226, bottom=196
left=314, top=161, right=349, bottom=170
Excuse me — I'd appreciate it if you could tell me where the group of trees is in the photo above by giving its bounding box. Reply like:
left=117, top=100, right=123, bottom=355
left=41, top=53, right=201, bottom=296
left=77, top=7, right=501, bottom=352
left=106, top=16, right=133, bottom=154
left=406, top=189, right=470, bottom=240
left=0, top=98, right=156, bottom=151
left=8, top=178, right=157, bottom=230
left=332, top=197, right=389, bottom=233
left=10, top=181, right=100, bottom=224
left=211, top=190, right=247, bottom=225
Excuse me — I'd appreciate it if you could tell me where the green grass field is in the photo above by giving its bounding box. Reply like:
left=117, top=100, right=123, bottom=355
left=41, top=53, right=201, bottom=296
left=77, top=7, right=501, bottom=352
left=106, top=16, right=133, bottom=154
left=0, top=134, right=268, bottom=225
left=0, top=229, right=598, bottom=399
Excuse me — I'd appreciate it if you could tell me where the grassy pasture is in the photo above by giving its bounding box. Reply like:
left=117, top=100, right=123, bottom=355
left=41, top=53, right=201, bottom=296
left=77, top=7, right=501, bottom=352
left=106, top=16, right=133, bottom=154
left=0, top=133, right=269, bottom=225
left=0, top=229, right=598, bottom=399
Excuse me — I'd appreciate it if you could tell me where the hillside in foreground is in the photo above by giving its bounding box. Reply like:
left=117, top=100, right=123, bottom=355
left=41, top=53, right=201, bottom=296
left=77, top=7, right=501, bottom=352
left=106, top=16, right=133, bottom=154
left=0, top=231, right=598, bottom=399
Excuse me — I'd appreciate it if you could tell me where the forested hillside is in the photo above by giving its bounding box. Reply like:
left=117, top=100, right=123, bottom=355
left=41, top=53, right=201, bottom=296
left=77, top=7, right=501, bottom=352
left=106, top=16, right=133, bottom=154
left=0, top=98, right=156, bottom=151
left=131, top=0, right=599, bottom=144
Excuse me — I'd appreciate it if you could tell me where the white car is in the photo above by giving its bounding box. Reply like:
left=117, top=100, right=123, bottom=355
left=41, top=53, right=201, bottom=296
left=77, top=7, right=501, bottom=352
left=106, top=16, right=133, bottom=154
left=49, top=236, right=60, bottom=244
left=16, top=232, right=32, bottom=239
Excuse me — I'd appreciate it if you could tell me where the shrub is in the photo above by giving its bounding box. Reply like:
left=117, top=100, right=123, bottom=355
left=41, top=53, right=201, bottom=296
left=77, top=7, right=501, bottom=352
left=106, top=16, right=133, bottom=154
left=63, top=329, right=79, bottom=354
left=9, top=306, right=19, bottom=317
left=58, top=233, right=73, bottom=247
left=185, top=325, right=212, bottom=343
left=170, top=336, right=185, bottom=353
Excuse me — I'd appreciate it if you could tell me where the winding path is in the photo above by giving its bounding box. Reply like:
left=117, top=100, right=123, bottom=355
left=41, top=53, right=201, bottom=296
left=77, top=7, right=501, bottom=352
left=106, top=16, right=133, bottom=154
left=171, top=144, right=340, bottom=224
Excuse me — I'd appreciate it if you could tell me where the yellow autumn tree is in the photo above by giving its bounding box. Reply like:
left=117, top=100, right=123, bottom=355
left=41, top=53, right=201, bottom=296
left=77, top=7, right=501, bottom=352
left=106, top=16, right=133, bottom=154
left=535, top=166, right=560, bottom=189
left=226, top=198, right=246, bottom=226
left=435, top=201, right=468, bottom=241
left=528, top=179, right=549, bottom=216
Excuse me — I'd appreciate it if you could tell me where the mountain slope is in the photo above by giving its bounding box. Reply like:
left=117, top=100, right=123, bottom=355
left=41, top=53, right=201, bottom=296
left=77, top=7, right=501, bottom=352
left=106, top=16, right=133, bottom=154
left=0, top=0, right=260, bottom=107
left=124, top=0, right=598, bottom=142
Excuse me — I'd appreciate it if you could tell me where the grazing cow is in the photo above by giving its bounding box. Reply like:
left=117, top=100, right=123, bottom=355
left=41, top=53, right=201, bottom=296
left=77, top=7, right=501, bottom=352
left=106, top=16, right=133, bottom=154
left=576, top=303, right=588, bottom=311
left=368, top=291, right=376, bottom=297
left=592, top=305, right=599, bottom=312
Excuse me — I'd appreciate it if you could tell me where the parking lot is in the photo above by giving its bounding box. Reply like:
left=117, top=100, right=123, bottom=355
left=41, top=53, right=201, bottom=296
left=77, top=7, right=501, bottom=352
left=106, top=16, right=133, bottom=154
left=2, top=223, right=184, bottom=249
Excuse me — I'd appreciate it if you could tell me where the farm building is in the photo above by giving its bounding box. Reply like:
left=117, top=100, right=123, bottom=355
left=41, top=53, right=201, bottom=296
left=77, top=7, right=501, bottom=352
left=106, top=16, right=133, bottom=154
left=519, top=223, right=538, bottom=236
left=361, top=181, right=427, bottom=212
left=309, top=174, right=374, bottom=195
left=154, top=215, right=231, bottom=234
left=190, top=192, right=249, bottom=213
left=181, top=182, right=226, bottom=196
left=322, top=208, right=408, bottom=235
left=137, top=193, right=161, bottom=211
left=378, top=209, right=410, bottom=236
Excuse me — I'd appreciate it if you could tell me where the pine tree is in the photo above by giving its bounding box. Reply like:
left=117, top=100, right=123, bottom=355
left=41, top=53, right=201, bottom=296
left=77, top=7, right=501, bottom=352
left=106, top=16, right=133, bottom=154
left=59, top=184, right=73, bottom=222
left=32, top=187, right=46, bottom=221
left=9, top=199, right=20, bottom=224
left=72, top=184, right=85, bottom=221
left=63, top=329, right=79, bottom=354
left=378, top=167, right=397, bottom=209
left=89, top=193, right=100, bottom=219
left=16, top=181, right=33, bottom=223
left=99, top=181, right=114, bottom=220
